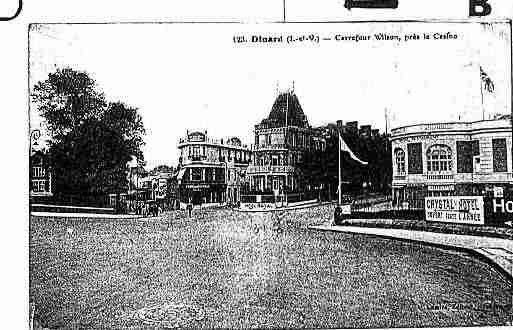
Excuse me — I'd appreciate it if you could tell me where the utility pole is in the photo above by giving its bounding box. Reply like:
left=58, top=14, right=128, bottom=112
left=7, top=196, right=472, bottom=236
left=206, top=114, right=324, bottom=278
left=283, top=0, right=286, bottom=22
left=384, top=108, right=388, bottom=136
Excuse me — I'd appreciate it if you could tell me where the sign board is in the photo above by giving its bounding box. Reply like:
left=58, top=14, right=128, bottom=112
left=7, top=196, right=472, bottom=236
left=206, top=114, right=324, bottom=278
left=241, top=203, right=277, bottom=210
left=340, top=204, right=351, bottom=215
left=485, top=197, right=513, bottom=225
left=493, top=186, right=504, bottom=198
left=188, top=132, right=206, bottom=142
left=428, top=185, right=454, bottom=192
left=425, top=196, right=484, bottom=225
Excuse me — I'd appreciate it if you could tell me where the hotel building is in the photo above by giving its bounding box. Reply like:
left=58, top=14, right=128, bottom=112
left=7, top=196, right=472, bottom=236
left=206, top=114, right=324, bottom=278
left=246, top=89, right=326, bottom=198
left=391, top=116, right=513, bottom=206
left=177, top=131, right=252, bottom=206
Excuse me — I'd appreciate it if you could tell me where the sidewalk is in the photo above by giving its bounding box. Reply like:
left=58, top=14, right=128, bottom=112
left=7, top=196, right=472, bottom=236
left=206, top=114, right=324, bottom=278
left=309, top=224, right=513, bottom=281
left=31, top=212, right=144, bottom=219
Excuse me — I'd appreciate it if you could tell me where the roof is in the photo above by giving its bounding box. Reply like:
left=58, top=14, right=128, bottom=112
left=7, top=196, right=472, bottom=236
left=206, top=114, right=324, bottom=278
left=257, top=91, right=310, bottom=129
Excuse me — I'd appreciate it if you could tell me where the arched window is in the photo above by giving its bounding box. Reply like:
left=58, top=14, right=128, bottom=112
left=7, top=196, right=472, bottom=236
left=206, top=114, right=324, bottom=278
left=427, top=145, right=452, bottom=172
left=394, top=148, right=405, bottom=174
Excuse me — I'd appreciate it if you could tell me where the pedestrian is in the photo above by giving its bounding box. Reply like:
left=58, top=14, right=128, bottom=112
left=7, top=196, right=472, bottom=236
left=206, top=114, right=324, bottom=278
left=187, top=201, right=193, bottom=218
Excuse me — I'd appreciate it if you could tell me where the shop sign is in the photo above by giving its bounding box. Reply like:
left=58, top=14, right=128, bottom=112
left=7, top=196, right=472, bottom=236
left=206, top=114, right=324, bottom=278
left=483, top=196, right=513, bottom=227
left=489, top=198, right=513, bottom=215
left=185, top=184, right=210, bottom=190
left=188, top=132, right=206, bottom=142
left=428, top=185, right=454, bottom=191
left=425, top=196, right=484, bottom=225
left=340, top=204, right=351, bottom=215
left=493, top=186, right=504, bottom=198
left=241, top=203, right=277, bottom=210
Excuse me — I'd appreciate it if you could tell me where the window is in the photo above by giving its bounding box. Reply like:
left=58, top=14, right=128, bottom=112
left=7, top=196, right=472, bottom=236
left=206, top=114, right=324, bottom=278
left=427, top=145, right=452, bottom=172
left=191, top=168, right=202, bottom=181
left=407, top=143, right=423, bottom=174
left=394, top=149, right=405, bottom=174
left=273, top=178, right=281, bottom=191
left=205, top=168, right=213, bottom=182
left=192, top=146, right=201, bottom=157
left=492, top=138, right=508, bottom=172
left=258, top=134, right=266, bottom=146
left=457, top=140, right=479, bottom=173
left=32, top=179, right=46, bottom=192
left=32, top=166, right=45, bottom=178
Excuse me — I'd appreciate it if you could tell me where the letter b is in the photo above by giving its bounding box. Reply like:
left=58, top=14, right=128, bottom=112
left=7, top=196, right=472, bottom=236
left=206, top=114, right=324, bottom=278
left=470, top=0, right=492, bottom=16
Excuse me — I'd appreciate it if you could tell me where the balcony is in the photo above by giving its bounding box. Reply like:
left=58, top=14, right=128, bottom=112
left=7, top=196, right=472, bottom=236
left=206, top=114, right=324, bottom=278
left=247, top=165, right=295, bottom=174
left=423, top=173, right=454, bottom=181
left=189, top=155, right=207, bottom=162
left=254, top=143, right=288, bottom=151
left=393, top=175, right=406, bottom=181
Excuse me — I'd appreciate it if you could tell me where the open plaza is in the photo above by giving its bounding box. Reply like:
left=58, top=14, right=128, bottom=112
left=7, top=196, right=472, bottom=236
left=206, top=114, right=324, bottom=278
left=30, top=205, right=513, bottom=329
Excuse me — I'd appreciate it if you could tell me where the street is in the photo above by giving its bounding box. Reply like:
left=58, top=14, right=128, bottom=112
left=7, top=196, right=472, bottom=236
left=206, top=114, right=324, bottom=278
left=30, top=205, right=513, bottom=328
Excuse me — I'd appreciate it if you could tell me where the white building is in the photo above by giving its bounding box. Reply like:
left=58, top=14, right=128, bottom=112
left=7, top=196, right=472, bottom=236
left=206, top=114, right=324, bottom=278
left=391, top=116, right=512, bottom=206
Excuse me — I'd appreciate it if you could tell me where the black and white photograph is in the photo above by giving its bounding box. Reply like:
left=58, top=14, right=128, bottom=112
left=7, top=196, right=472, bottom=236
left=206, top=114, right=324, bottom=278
left=27, top=20, right=513, bottom=329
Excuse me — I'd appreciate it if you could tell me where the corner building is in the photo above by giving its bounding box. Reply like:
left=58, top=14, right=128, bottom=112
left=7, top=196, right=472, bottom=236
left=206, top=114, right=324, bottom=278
left=246, top=90, right=325, bottom=198
left=391, top=117, right=513, bottom=206
left=177, top=131, right=252, bottom=206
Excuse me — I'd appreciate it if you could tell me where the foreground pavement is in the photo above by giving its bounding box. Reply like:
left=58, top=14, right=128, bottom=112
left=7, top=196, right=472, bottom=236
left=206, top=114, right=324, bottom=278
left=310, top=224, right=513, bottom=281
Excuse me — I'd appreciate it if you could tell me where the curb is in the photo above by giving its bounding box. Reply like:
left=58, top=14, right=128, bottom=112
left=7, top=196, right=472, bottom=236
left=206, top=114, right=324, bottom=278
left=308, top=225, right=513, bottom=284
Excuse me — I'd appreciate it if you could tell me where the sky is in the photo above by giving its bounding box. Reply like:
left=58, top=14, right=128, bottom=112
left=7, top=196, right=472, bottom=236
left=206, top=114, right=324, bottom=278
left=29, top=22, right=512, bottom=169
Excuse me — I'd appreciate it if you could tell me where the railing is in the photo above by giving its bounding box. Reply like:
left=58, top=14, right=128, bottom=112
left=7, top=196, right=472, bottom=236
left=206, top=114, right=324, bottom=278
left=391, top=118, right=511, bottom=137
left=393, top=175, right=406, bottom=181
left=190, top=155, right=206, bottom=161
left=253, top=143, right=288, bottom=150
left=423, top=173, right=454, bottom=181
left=246, top=165, right=295, bottom=174
left=178, top=136, right=250, bottom=149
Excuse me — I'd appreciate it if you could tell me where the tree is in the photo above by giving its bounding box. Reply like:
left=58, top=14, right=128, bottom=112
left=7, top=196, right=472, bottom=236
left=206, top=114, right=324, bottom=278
left=299, top=128, right=392, bottom=199
left=32, top=68, right=106, bottom=139
left=31, top=68, right=146, bottom=203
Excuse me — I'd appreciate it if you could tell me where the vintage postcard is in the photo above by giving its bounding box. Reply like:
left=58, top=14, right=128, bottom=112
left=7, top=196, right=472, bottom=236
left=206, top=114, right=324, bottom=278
left=1, top=0, right=513, bottom=329
left=26, top=20, right=513, bottom=329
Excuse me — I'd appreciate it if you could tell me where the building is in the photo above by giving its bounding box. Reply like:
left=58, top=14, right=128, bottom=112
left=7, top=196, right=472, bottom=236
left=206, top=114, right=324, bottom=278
left=345, top=121, right=359, bottom=135
left=177, top=131, right=252, bottom=206
left=359, top=125, right=372, bottom=138
left=246, top=89, right=325, bottom=199
left=30, top=150, right=52, bottom=201
left=391, top=117, right=513, bottom=206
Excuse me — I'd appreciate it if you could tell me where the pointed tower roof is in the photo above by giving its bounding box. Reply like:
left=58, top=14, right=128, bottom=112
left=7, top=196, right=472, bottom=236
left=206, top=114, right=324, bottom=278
left=257, top=90, right=310, bottom=129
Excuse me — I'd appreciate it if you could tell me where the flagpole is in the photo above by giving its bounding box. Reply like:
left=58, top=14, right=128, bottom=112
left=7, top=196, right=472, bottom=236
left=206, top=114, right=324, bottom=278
left=480, top=71, right=485, bottom=120
left=338, top=132, right=342, bottom=205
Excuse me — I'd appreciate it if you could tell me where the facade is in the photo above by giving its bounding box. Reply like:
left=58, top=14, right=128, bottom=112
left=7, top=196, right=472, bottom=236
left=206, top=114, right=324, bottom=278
left=391, top=117, right=513, bottom=206
left=177, top=131, right=252, bottom=205
left=246, top=90, right=326, bottom=197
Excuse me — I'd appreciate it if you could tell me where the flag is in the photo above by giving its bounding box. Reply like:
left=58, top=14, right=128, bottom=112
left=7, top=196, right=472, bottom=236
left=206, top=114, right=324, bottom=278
left=339, top=134, right=368, bottom=165
left=480, top=66, right=495, bottom=94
